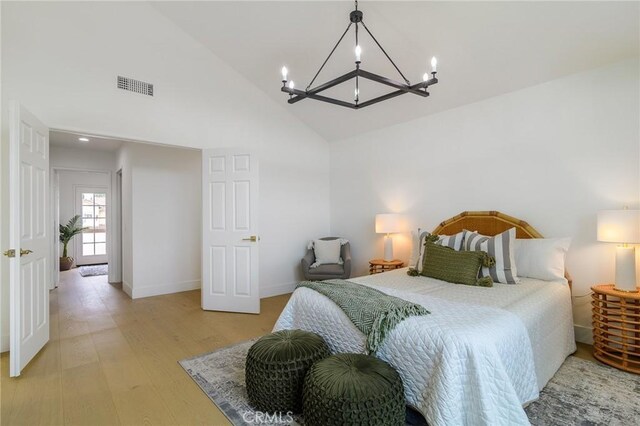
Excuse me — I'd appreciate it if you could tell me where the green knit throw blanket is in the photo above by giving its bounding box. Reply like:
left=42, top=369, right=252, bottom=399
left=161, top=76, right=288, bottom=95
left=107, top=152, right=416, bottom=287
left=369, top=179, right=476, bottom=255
left=296, top=280, right=430, bottom=354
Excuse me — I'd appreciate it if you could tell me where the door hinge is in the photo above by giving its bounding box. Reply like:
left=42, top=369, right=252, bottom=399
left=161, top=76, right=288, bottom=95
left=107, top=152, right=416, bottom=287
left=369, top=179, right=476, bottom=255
left=3, top=249, right=16, bottom=258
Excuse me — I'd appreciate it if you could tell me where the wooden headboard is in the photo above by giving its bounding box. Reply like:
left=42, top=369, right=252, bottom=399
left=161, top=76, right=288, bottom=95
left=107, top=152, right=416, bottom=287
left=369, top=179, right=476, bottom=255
left=432, top=211, right=572, bottom=287
left=433, top=211, right=542, bottom=238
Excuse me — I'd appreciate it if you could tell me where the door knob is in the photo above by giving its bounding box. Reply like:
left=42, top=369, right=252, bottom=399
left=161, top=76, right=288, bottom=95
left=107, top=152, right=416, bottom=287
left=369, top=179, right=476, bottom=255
left=20, top=249, right=33, bottom=257
left=242, top=236, right=259, bottom=242
left=3, top=249, right=15, bottom=258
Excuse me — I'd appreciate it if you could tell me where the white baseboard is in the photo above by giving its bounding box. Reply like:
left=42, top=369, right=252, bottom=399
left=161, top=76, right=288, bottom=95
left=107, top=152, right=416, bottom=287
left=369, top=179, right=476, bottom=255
left=132, top=279, right=200, bottom=299
left=122, top=280, right=133, bottom=298
left=0, top=334, right=9, bottom=354
left=260, top=282, right=296, bottom=298
left=127, top=278, right=292, bottom=300
left=574, top=324, right=593, bottom=345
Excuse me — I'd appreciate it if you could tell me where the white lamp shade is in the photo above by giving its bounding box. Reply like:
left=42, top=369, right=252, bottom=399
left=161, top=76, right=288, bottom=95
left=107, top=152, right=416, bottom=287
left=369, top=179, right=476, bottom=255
left=375, top=213, right=401, bottom=234
left=597, top=210, right=640, bottom=243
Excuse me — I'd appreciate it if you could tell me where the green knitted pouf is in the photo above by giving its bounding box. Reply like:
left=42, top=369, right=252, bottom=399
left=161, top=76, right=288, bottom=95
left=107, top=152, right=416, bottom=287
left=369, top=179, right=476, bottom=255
left=245, top=329, right=330, bottom=414
left=303, top=353, right=405, bottom=426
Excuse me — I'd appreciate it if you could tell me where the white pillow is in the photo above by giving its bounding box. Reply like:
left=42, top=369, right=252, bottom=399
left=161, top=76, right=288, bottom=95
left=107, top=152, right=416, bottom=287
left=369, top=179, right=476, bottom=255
left=313, top=239, right=342, bottom=266
left=513, top=238, right=571, bottom=281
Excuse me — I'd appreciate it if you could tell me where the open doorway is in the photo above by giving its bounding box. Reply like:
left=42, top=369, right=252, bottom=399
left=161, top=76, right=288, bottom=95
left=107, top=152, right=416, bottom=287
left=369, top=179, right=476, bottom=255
left=51, top=130, right=120, bottom=291
left=50, top=129, right=202, bottom=299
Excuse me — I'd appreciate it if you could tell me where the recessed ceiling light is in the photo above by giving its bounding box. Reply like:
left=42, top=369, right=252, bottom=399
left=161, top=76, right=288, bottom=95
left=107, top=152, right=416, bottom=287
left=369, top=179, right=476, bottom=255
left=78, top=137, right=89, bottom=142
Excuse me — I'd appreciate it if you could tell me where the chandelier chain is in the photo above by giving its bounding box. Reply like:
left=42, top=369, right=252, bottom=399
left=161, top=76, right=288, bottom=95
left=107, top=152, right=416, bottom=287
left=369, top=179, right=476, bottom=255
left=306, top=22, right=353, bottom=91
left=361, top=20, right=410, bottom=85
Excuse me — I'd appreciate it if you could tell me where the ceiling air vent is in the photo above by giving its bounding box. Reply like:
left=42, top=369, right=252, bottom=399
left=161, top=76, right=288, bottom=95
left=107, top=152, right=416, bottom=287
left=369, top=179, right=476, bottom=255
left=117, top=76, right=154, bottom=96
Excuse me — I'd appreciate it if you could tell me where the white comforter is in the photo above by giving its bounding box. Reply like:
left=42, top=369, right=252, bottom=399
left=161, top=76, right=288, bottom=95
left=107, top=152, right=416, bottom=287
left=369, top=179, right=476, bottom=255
left=273, top=268, right=576, bottom=426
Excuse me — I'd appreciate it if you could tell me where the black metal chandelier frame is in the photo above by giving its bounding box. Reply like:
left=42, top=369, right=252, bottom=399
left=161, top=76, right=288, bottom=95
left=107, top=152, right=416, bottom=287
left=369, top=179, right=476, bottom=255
left=281, top=1, right=438, bottom=110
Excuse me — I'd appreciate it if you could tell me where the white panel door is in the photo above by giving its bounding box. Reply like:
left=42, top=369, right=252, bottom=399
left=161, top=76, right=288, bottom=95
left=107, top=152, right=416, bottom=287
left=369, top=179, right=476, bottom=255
left=202, top=149, right=259, bottom=313
left=7, top=103, right=50, bottom=377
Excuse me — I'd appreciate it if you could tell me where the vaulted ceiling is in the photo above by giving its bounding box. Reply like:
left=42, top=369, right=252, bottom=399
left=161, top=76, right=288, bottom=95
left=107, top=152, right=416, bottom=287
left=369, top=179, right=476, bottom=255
left=153, top=1, right=639, bottom=142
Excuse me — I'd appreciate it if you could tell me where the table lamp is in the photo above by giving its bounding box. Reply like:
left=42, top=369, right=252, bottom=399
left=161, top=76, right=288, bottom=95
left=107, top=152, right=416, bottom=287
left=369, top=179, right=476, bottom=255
left=597, top=209, right=640, bottom=292
left=375, top=213, right=401, bottom=261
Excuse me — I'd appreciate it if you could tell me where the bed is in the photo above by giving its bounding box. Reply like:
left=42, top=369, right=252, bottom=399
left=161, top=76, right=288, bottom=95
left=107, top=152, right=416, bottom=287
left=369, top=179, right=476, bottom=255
left=273, top=211, right=576, bottom=426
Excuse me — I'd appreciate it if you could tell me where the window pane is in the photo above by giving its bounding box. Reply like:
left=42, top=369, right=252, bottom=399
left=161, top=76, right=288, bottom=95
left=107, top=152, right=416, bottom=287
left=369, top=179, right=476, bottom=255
left=83, top=243, right=95, bottom=256
left=83, top=219, right=94, bottom=229
left=94, top=193, right=106, bottom=206
left=95, top=218, right=106, bottom=231
left=82, top=206, right=94, bottom=219
left=95, top=232, right=106, bottom=243
left=82, top=193, right=94, bottom=205
left=95, top=243, right=106, bottom=255
left=96, top=206, right=106, bottom=218
left=83, top=233, right=95, bottom=243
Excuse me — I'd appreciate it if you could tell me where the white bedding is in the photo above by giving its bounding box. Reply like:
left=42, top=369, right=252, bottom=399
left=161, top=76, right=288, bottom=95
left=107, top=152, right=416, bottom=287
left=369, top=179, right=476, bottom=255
left=273, top=268, right=576, bottom=426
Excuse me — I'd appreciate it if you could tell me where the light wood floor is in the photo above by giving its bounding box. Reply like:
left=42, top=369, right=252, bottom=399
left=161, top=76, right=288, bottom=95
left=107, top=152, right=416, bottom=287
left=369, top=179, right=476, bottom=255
left=1, top=269, right=290, bottom=426
left=2, top=269, right=597, bottom=426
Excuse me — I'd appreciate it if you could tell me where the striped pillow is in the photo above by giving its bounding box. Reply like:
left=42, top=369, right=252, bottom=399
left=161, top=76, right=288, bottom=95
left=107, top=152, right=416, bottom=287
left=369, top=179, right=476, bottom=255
left=409, top=230, right=429, bottom=268
left=414, top=231, right=431, bottom=272
left=414, top=231, right=465, bottom=272
left=463, top=228, right=519, bottom=284
left=437, top=233, right=465, bottom=251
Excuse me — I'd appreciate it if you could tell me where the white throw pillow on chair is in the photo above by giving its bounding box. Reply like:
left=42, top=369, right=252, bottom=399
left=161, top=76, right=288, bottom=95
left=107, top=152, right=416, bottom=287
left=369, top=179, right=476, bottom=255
left=313, top=239, right=342, bottom=267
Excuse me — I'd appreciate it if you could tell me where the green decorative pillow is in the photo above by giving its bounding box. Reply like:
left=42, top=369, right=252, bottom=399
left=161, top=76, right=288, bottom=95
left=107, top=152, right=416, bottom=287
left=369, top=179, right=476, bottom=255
left=416, top=241, right=494, bottom=287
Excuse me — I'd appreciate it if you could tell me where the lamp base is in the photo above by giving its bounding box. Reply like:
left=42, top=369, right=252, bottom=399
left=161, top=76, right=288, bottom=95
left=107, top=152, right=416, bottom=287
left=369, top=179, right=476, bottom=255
left=614, top=246, right=638, bottom=292
left=383, top=235, right=393, bottom=262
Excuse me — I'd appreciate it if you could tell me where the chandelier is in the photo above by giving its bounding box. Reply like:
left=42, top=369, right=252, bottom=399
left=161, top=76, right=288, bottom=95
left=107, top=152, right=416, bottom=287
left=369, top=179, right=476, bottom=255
left=280, top=1, right=439, bottom=110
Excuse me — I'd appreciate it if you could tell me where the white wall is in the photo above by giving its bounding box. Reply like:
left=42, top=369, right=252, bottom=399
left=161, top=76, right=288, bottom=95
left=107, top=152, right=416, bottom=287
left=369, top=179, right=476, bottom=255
left=0, top=2, right=330, bottom=351
left=116, top=142, right=202, bottom=299
left=116, top=145, right=133, bottom=294
left=330, top=59, right=640, bottom=344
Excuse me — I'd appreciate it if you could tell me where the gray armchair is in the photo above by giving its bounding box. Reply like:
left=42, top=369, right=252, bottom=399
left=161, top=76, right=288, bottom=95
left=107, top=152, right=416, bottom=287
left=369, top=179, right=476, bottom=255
left=302, top=237, right=352, bottom=281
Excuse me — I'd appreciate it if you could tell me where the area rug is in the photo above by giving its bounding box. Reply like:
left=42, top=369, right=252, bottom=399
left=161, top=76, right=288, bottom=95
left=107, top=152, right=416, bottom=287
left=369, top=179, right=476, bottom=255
left=179, top=340, right=640, bottom=426
left=78, top=264, right=108, bottom=277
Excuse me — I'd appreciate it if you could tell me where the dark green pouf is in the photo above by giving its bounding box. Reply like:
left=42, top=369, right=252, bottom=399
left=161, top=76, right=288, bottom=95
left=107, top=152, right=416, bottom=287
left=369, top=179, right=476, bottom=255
left=245, top=329, right=330, bottom=414
left=303, top=353, right=405, bottom=426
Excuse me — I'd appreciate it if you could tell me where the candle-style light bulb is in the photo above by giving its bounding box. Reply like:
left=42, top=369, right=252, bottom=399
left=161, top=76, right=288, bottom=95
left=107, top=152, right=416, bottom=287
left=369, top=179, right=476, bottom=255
left=355, top=45, right=362, bottom=62
left=431, top=57, right=437, bottom=72
left=288, top=80, right=295, bottom=90
left=281, top=66, right=288, bottom=81
left=423, top=72, right=430, bottom=82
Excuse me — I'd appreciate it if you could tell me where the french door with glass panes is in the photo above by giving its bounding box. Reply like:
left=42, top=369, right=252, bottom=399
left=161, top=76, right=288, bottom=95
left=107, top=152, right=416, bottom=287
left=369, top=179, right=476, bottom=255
left=76, top=186, right=108, bottom=265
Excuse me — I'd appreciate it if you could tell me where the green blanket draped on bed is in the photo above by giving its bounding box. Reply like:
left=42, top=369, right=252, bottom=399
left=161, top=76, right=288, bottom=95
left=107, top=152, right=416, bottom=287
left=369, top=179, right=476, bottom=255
left=296, top=280, right=430, bottom=354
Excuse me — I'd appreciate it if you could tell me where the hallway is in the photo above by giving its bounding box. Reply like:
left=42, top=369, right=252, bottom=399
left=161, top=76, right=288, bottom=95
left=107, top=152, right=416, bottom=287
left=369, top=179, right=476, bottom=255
left=1, top=269, right=289, bottom=425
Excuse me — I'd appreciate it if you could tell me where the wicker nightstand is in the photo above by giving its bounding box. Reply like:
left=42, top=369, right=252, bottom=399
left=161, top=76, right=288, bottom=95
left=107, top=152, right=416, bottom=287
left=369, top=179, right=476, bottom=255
left=369, top=259, right=403, bottom=275
left=591, top=284, right=640, bottom=374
